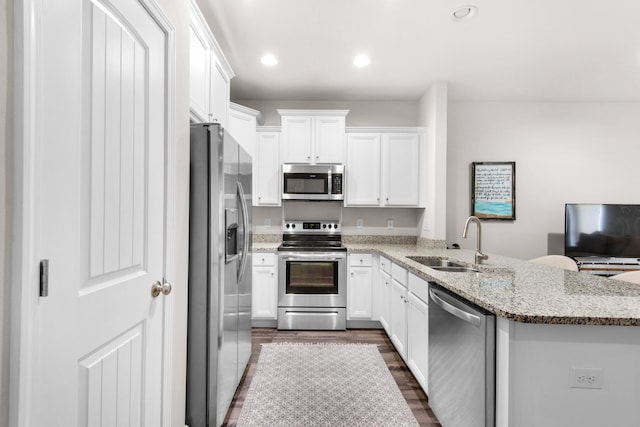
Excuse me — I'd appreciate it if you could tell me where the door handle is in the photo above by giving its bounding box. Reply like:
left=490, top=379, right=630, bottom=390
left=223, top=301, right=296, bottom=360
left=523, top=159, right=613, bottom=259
left=429, top=288, right=480, bottom=327
left=237, top=181, right=250, bottom=282
left=151, top=281, right=172, bottom=298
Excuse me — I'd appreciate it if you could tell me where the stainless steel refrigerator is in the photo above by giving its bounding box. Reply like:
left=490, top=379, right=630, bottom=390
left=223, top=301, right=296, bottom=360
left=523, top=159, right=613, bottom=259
left=186, top=123, right=252, bottom=427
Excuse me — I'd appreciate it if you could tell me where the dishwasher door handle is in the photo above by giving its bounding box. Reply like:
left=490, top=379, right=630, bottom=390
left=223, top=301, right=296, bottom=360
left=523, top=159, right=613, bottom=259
left=429, top=288, right=481, bottom=327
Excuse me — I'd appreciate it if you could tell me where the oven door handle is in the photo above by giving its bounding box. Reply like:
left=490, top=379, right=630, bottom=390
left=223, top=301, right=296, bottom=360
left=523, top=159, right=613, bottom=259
left=280, top=254, right=345, bottom=261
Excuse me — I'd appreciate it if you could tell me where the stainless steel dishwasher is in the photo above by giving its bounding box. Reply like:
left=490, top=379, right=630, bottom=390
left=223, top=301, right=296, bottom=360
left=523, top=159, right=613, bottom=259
left=428, top=283, right=496, bottom=427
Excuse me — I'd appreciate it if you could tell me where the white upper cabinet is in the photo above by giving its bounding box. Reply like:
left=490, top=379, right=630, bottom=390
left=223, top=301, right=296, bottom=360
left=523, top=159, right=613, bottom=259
left=254, top=129, right=281, bottom=206
left=228, top=103, right=262, bottom=157
left=189, top=24, right=209, bottom=119
left=278, top=110, right=348, bottom=164
left=382, top=133, right=420, bottom=206
left=189, top=0, right=234, bottom=126
left=346, top=130, right=425, bottom=207
left=346, top=134, right=381, bottom=206
left=280, top=115, right=312, bottom=163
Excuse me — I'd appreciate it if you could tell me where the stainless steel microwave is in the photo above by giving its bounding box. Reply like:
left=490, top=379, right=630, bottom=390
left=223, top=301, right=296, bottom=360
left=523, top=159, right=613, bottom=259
left=282, top=164, right=344, bottom=201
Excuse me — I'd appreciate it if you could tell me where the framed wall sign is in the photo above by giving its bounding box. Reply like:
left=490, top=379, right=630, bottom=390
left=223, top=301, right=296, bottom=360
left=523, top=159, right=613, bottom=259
left=471, top=161, right=516, bottom=220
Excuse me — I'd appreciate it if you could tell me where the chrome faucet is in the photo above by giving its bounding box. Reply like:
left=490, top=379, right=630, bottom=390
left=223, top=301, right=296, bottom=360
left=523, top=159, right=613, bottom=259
left=462, top=216, right=489, bottom=265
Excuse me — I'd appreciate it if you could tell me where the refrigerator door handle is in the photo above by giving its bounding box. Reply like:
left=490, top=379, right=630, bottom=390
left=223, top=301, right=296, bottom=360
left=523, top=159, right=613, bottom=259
left=237, top=180, right=250, bottom=282
left=429, top=288, right=481, bottom=327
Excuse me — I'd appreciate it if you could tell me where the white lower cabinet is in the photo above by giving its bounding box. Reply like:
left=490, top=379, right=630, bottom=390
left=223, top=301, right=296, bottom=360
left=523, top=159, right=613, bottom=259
left=389, top=263, right=408, bottom=360
left=378, top=256, right=392, bottom=333
left=252, top=252, right=277, bottom=319
left=348, top=253, right=374, bottom=320
left=390, top=279, right=408, bottom=360
left=407, top=273, right=429, bottom=390
left=378, top=256, right=429, bottom=393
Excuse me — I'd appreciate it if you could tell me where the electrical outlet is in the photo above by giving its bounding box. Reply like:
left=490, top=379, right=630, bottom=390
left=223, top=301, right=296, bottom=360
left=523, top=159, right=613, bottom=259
left=387, top=219, right=394, bottom=230
left=265, top=218, right=271, bottom=227
left=356, top=218, right=363, bottom=228
left=569, top=367, right=603, bottom=389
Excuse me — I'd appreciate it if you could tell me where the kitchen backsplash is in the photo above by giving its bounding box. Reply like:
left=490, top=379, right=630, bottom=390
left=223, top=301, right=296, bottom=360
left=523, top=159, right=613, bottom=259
left=252, top=233, right=447, bottom=249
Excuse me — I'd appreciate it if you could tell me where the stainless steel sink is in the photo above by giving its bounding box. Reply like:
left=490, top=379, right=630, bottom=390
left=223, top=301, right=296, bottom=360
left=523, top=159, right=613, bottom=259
left=428, top=266, right=481, bottom=273
left=406, top=256, right=481, bottom=273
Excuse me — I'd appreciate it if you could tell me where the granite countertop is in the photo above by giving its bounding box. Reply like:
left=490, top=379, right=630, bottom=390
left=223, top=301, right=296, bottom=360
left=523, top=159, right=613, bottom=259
left=253, top=242, right=281, bottom=251
left=251, top=237, right=640, bottom=326
left=346, top=243, right=640, bottom=327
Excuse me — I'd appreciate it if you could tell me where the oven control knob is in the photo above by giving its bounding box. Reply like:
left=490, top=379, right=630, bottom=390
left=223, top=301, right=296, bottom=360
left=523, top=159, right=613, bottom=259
left=333, top=224, right=338, bottom=229
left=285, top=223, right=290, bottom=229
left=292, top=224, right=296, bottom=229
left=322, top=224, right=327, bottom=229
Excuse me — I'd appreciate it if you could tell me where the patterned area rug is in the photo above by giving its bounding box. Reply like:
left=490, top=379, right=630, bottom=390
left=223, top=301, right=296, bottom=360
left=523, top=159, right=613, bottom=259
left=237, top=343, right=419, bottom=427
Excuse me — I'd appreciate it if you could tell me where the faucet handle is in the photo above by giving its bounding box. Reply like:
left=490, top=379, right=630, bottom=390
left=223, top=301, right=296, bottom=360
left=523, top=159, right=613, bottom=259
left=475, top=250, right=489, bottom=265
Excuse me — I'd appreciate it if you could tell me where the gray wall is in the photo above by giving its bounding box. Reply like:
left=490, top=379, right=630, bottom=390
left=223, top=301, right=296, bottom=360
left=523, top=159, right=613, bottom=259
left=1, top=0, right=12, bottom=426
left=447, top=101, right=640, bottom=259
left=234, top=99, right=420, bottom=127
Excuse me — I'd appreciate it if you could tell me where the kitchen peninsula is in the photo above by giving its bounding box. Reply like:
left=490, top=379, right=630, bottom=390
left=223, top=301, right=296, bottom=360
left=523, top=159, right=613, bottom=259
left=254, top=237, right=640, bottom=427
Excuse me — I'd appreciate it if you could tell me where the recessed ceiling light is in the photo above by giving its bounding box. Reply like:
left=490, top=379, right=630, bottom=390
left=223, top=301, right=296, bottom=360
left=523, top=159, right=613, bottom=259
left=261, top=54, right=278, bottom=67
left=353, top=54, right=371, bottom=67
left=450, top=5, right=478, bottom=22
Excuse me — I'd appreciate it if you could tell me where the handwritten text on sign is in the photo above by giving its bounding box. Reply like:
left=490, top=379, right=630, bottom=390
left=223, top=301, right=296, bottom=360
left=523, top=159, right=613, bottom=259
left=475, top=164, right=513, bottom=202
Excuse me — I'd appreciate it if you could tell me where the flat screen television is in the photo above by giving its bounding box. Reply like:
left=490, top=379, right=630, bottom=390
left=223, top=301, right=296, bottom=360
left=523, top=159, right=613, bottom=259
left=565, top=204, right=640, bottom=258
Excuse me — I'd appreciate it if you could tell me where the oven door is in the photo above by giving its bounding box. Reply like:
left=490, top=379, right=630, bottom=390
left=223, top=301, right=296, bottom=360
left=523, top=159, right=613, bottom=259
left=278, top=252, right=347, bottom=308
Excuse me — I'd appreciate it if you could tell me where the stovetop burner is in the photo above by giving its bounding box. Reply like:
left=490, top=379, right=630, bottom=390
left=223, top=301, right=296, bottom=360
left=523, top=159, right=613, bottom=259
left=278, top=220, right=345, bottom=252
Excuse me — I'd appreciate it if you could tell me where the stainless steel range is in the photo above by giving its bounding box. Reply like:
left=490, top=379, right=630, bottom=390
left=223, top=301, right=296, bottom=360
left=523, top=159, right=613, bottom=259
left=277, top=220, right=347, bottom=330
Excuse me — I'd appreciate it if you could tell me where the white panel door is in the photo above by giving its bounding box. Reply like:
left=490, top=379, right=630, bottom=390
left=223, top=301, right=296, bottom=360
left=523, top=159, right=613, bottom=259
left=255, top=132, right=281, bottom=206
left=281, top=116, right=312, bottom=163
left=313, top=116, right=345, bottom=164
left=32, top=0, right=168, bottom=425
left=346, top=133, right=381, bottom=206
left=228, top=108, right=256, bottom=156
left=347, top=267, right=373, bottom=319
left=251, top=266, right=277, bottom=319
left=390, top=279, right=408, bottom=360
left=189, top=24, right=210, bottom=122
left=210, top=59, right=230, bottom=127
left=407, top=292, right=429, bottom=391
left=379, top=269, right=392, bottom=333
left=382, top=133, right=420, bottom=206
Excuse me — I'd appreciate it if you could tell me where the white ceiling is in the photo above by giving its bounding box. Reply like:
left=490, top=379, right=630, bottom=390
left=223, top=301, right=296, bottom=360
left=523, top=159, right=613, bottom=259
left=196, top=0, right=640, bottom=102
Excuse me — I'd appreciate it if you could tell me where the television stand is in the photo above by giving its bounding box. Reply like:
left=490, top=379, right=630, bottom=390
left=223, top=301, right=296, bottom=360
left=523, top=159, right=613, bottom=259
left=575, top=257, right=640, bottom=277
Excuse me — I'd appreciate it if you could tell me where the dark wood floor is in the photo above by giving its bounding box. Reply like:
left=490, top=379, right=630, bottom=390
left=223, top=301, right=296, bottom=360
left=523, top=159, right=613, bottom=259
left=222, top=328, right=442, bottom=426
